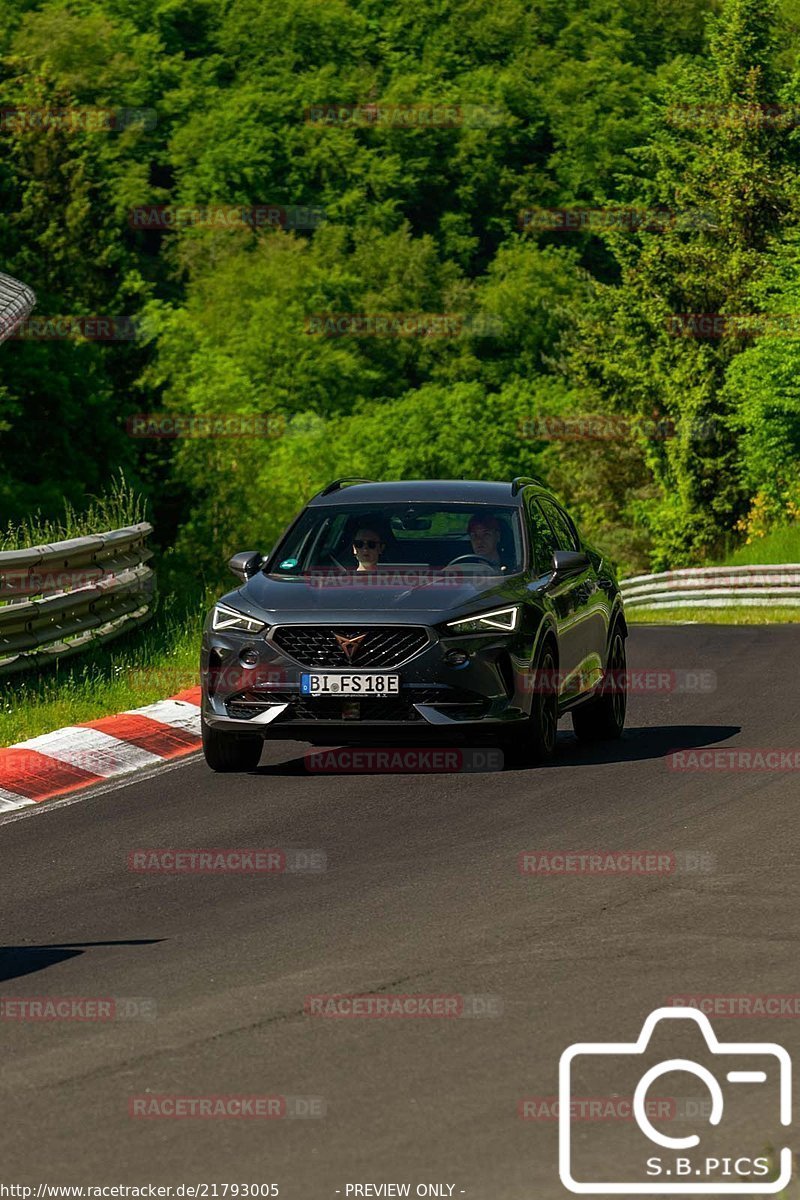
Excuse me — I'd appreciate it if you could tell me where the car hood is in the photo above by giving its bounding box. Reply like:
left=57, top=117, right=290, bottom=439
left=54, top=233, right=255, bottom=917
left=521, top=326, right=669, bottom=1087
left=229, top=570, right=522, bottom=619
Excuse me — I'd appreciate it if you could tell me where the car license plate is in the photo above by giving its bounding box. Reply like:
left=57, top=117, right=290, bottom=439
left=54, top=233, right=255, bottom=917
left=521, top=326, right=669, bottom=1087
left=300, top=673, right=400, bottom=696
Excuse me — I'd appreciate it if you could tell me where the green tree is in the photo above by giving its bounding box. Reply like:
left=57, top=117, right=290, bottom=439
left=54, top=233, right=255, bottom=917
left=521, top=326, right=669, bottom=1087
left=565, top=0, right=798, bottom=566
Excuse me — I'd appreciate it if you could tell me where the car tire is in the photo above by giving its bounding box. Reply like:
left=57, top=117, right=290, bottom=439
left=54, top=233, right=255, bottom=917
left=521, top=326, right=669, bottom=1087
left=201, top=717, right=263, bottom=772
left=572, top=623, right=627, bottom=742
left=507, top=636, right=558, bottom=766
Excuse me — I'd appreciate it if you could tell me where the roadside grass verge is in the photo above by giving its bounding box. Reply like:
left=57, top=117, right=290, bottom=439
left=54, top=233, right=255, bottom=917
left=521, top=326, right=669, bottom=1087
left=0, top=588, right=209, bottom=747
left=627, top=605, right=800, bottom=624
left=626, top=523, right=800, bottom=625
left=0, top=472, right=145, bottom=552
left=716, top=523, right=800, bottom=566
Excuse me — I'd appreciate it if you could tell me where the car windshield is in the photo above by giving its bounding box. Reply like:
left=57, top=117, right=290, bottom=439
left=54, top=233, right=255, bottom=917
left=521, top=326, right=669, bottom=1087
left=268, top=503, right=526, bottom=576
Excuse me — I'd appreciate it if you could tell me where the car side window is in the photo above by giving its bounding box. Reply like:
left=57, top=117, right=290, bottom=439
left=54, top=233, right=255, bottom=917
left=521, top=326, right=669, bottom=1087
left=526, top=498, right=559, bottom=574
left=540, top=500, right=579, bottom=552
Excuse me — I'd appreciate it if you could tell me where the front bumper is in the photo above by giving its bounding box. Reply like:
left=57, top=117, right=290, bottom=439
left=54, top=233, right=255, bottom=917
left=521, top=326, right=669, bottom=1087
left=201, top=619, right=534, bottom=740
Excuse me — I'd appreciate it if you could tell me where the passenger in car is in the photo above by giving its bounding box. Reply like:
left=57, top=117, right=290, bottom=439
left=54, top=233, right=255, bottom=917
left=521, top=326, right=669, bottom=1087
left=467, top=513, right=505, bottom=569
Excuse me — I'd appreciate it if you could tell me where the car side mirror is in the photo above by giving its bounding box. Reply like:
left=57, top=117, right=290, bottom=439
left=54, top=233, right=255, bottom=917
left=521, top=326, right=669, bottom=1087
left=551, top=550, right=590, bottom=576
left=227, top=550, right=265, bottom=581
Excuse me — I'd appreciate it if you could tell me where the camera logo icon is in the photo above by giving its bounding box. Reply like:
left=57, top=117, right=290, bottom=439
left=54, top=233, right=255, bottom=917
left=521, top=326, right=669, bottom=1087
left=559, top=1006, right=791, bottom=1193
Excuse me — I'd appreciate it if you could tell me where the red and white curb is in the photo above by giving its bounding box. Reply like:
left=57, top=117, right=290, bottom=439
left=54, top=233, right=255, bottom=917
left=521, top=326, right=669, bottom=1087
left=0, top=687, right=202, bottom=811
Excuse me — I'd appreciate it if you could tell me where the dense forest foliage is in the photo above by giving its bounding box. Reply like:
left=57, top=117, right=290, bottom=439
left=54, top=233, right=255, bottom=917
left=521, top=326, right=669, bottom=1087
left=1, top=0, right=799, bottom=578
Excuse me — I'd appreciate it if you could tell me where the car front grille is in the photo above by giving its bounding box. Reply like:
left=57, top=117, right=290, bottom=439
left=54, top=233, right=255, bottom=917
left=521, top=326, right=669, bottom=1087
left=270, top=625, right=429, bottom=669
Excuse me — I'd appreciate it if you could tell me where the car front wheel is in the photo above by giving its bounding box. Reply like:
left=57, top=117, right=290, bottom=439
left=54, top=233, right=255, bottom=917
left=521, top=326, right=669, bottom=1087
left=506, top=637, right=558, bottom=766
left=201, top=717, right=263, bottom=772
left=572, top=624, right=627, bottom=742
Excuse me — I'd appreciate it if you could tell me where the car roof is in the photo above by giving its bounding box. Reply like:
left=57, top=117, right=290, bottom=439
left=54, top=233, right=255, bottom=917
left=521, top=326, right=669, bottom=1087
left=307, top=480, right=552, bottom=507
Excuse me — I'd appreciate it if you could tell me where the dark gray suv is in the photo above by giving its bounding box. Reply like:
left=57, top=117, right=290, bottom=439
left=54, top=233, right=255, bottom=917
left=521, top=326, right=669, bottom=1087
left=200, top=477, right=627, bottom=771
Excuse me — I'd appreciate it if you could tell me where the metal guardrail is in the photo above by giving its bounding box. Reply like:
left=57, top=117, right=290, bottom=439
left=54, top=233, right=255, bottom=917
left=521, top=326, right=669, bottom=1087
left=0, top=523, right=155, bottom=675
left=620, top=563, right=800, bottom=610
left=0, top=272, right=36, bottom=343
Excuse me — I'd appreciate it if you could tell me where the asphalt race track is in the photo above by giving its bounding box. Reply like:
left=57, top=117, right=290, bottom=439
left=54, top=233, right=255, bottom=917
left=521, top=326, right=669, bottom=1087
left=2, top=624, right=798, bottom=1198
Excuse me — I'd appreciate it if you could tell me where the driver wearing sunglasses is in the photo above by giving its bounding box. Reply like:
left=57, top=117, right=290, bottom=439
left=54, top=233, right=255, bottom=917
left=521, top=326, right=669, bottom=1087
left=352, top=527, right=386, bottom=573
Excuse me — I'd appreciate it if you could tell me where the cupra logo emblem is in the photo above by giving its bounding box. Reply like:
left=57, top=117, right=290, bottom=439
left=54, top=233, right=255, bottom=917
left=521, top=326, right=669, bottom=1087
left=333, top=632, right=368, bottom=661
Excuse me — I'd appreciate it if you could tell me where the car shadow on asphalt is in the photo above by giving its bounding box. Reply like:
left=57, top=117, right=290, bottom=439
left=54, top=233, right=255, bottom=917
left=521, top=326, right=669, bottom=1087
left=252, top=723, right=740, bottom=775
left=537, top=723, right=741, bottom=768
left=0, top=939, right=164, bottom=983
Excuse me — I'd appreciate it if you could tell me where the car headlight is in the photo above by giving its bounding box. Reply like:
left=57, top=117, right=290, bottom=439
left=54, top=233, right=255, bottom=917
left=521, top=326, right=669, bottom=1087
left=211, top=603, right=267, bottom=635
left=445, top=605, right=520, bottom=634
